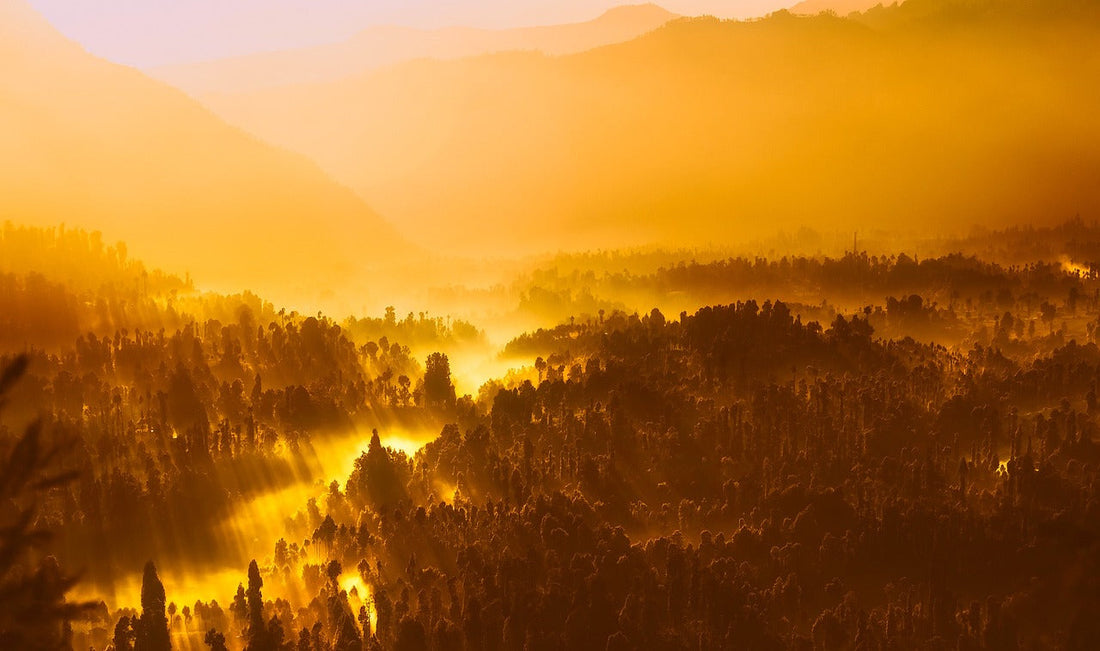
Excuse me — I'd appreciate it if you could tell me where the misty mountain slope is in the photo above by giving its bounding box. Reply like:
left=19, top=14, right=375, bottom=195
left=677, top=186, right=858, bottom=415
left=149, top=4, right=678, bottom=96
left=196, top=0, right=1100, bottom=258
left=0, top=0, right=408, bottom=301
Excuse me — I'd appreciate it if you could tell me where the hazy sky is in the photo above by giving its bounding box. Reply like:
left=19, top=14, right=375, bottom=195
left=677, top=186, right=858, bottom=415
left=27, top=1, right=793, bottom=67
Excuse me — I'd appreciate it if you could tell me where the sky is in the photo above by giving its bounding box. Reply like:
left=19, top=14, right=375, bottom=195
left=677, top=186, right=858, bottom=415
left=26, top=0, right=793, bottom=67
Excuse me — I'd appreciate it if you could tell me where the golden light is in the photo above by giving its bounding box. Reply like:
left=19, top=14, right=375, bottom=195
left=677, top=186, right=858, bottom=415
left=1060, top=256, right=1091, bottom=277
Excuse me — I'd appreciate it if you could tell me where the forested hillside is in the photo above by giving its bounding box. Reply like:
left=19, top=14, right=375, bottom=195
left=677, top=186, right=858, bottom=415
left=4, top=223, right=1100, bottom=648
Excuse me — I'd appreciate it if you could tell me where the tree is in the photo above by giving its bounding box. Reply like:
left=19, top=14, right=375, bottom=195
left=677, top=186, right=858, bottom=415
left=313, top=515, right=338, bottom=559
left=231, top=584, right=248, bottom=626
left=296, top=628, right=312, bottom=651
left=1040, top=300, right=1057, bottom=333
left=204, top=628, right=229, bottom=651
left=274, top=538, right=289, bottom=569
left=328, top=588, right=362, bottom=651
left=167, top=364, right=208, bottom=436
left=397, top=374, right=412, bottom=406
left=244, top=559, right=272, bottom=651
left=423, top=352, right=456, bottom=409
left=346, top=430, right=409, bottom=509
left=134, top=561, right=170, bottom=651
left=394, top=617, right=428, bottom=651
left=113, top=616, right=135, bottom=651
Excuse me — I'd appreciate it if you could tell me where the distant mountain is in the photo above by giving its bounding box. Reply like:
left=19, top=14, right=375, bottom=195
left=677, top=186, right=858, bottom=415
left=196, top=0, right=1100, bottom=258
left=790, top=0, right=900, bottom=15
left=149, top=4, right=678, bottom=96
left=0, top=0, right=406, bottom=303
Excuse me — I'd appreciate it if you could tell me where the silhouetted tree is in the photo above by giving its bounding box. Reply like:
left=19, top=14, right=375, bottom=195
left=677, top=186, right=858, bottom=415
left=113, top=616, right=135, bottom=651
left=245, top=560, right=271, bottom=651
left=394, top=617, right=428, bottom=651
left=204, top=628, right=228, bottom=651
left=134, top=561, right=170, bottom=651
left=423, top=352, right=456, bottom=409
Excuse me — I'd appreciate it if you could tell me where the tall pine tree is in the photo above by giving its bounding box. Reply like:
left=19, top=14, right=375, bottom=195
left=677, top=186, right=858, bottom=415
left=134, top=561, right=170, bottom=651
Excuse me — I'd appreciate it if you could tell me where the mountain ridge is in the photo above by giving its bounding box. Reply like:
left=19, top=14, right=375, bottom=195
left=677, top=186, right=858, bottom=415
left=195, top=1, right=1100, bottom=257
left=148, top=4, right=678, bottom=96
left=789, top=0, right=900, bottom=15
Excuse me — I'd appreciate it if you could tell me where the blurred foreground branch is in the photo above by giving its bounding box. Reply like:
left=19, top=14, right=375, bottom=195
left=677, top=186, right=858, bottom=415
left=0, top=354, right=94, bottom=650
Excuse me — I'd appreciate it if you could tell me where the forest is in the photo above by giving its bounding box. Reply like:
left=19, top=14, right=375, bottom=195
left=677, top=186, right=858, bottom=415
left=5, top=0, right=1100, bottom=649
left=4, top=221, right=1100, bottom=649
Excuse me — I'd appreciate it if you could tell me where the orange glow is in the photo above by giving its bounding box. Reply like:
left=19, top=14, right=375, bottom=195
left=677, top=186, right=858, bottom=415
left=8, top=2, right=1100, bottom=649
left=196, top=7, right=1100, bottom=261
left=1060, top=256, right=1091, bottom=277
left=72, top=568, right=246, bottom=618
left=70, top=424, right=438, bottom=614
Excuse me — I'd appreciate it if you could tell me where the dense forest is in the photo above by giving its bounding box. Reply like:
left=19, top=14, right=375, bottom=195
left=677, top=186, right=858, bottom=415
left=3, top=222, right=1100, bottom=649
